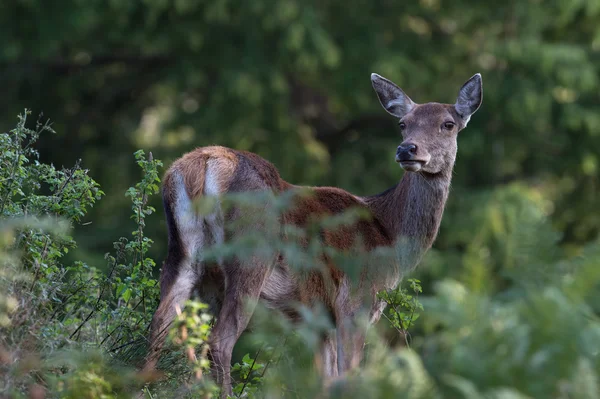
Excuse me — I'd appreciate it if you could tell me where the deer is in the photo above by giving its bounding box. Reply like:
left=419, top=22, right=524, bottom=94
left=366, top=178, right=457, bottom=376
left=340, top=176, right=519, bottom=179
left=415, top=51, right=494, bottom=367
left=142, top=72, right=482, bottom=396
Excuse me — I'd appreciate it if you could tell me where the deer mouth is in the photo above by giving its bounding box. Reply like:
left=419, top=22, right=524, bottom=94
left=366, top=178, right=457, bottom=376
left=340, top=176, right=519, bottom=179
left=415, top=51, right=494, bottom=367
left=397, top=160, right=425, bottom=172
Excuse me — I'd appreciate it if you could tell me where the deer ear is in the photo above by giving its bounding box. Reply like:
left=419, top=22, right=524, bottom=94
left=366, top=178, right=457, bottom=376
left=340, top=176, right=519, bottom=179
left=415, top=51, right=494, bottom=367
left=371, top=73, right=415, bottom=118
left=455, top=73, right=482, bottom=125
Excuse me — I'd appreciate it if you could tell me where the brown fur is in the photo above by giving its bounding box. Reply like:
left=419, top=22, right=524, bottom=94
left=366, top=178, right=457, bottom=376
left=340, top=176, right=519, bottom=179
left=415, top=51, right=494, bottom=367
left=169, top=146, right=239, bottom=199
left=143, top=73, right=482, bottom=397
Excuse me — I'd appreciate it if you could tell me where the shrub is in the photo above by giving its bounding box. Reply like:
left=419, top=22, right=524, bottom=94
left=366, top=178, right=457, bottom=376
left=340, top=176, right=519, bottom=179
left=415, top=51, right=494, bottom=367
left=1, top=111, right=599, bottom=399
left=0, top=112, right=162, bottom=397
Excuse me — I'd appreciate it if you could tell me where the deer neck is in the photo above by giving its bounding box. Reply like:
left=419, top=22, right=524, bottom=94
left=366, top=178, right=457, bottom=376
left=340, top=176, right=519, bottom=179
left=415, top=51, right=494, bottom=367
left=365, top=169, right=452, bottom=270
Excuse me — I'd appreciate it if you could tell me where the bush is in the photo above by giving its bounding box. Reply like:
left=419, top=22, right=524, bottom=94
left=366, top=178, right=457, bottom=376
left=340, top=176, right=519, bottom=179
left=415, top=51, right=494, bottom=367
left=1, top=111, right=599, bottom=398
left=0, top=112, right=163, bottom=397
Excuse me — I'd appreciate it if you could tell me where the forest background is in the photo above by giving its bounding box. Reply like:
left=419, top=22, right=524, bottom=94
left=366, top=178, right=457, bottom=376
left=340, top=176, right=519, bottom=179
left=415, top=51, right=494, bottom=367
left=1, top=1, right=600, bottom=398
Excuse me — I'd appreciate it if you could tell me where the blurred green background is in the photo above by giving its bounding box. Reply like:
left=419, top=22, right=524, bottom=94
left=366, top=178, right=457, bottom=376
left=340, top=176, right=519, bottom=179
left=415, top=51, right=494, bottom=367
left=1, top=0, right=599, bottom=278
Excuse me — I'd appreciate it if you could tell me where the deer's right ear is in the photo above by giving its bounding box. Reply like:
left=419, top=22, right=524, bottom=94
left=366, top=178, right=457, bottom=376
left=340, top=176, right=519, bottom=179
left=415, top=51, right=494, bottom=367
left=371, top=73, right=415, bottom=118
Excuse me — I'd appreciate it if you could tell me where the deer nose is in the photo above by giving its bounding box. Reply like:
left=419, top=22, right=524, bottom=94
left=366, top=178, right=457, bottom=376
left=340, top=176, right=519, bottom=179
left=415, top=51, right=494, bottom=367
left=396, top=144, right=418, bottom=160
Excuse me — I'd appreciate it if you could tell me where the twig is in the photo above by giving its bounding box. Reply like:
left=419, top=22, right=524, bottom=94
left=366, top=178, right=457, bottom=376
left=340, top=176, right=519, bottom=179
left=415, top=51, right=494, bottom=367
left=29, top=235, right=50, bottom=291
left=257, top=336, right=287, bottom=384
left=49, top=276, right=95, bottom=320
left=0, top=138, right=21, bottom=216
left=69, top=257, right=119, bottom=339
left=383, top=290, right=411, bottom=348
left=238, top=345, right=263, bottom=398
left=53, top=161, right=79, bottom=203
left=109, top=338, right=144, bottom=353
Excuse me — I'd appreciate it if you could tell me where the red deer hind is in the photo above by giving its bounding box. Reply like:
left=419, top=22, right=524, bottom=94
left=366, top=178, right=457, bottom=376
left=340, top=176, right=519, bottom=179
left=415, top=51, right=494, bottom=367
left=143, top=73, right=483, bottom=396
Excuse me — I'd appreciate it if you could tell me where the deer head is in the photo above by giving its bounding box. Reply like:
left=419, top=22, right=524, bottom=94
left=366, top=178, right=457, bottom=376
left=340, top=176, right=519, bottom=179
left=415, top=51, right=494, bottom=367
left=371, top=73, right=482, bottom=174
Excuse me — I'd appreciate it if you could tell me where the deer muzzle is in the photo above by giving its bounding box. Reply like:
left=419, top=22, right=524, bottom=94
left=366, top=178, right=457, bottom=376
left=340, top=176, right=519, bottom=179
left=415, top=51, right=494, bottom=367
left=396, top=144, right=425, bottom=172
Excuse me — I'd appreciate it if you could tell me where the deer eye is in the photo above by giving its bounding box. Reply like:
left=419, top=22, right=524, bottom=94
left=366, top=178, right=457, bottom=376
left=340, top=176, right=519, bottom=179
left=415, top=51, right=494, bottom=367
left=442, top=121, right=455, bottom=130
left=398, top=121, right=406, bottom=130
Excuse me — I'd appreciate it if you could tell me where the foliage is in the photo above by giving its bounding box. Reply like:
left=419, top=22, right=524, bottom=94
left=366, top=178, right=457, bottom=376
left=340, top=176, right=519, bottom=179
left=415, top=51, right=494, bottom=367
left=48, top=350, right=139, bottom=399
left=100, top=150, right=162, bottom=361
left=231, top=353, right=266, bottom=399
left=230, top=192, right=600, bottom=399
left=1, top=108, right=600, bottom=398
left=0, top=111, right=105, bottom=396
left=378, top=278, right=423, bottom=347
left=158, top=300, right=216, bottom=398
left=0, top=114, right=161, bottom=397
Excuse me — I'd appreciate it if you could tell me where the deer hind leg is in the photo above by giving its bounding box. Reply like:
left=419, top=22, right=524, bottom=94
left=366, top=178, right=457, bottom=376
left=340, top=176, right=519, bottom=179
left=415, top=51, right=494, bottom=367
left=209, top=256, right=272, bottom=398
left=144, top=259, right=197, bottom=371
left=144, top=172, right=205, bottom=372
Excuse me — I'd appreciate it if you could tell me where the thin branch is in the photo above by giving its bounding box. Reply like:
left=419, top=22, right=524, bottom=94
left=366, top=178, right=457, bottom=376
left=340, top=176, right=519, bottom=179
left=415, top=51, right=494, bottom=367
left=69, top=256, right=119, bottom=339
left=29, top=236, right=50, bottom=291
left=383, top=290, right=411, bottom=348
left=237, top=346, right=263, bottom=398
left=109, top=338, right=144, bottom=353
left=49, top=276, right=95, bottom=320
left=0, top=137, right=21, bottom=216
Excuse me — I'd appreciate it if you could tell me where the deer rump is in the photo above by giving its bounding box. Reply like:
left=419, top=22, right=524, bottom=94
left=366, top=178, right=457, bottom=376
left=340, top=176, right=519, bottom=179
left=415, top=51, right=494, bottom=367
left=161, top=145, right=398, bottom=325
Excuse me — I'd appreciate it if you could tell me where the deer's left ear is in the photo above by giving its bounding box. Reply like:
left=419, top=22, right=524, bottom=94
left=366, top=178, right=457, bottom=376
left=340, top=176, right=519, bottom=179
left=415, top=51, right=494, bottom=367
left=455, top=73, right=482, bottom=126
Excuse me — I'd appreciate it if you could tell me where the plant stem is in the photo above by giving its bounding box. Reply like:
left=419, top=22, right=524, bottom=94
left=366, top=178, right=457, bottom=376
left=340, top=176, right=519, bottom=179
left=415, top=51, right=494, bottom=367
left=238, top=346, right=263, bottom=398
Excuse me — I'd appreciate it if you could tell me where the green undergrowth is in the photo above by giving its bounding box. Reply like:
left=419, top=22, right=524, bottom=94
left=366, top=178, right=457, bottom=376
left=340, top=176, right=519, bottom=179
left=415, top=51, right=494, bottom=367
left=1, top=112, right=599, bottom=398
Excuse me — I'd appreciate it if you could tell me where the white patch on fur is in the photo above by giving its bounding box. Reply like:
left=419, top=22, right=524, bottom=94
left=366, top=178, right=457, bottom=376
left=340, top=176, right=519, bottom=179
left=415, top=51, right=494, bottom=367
left=322, top=338, right=337, bottom=377
left=204, top=159, right=221, bottom=197
left=171, top=161, right=226, bottom=269
left=204, top=160, right=225, bottom=248
left=170, top=267, right=197, bottom=306
left=172, top=173, right=204, bottom=263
